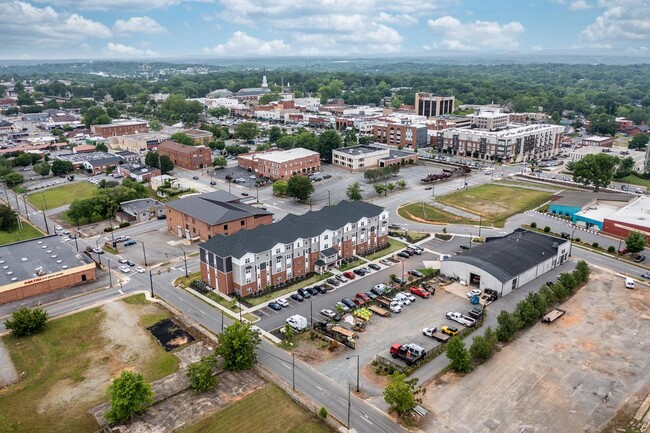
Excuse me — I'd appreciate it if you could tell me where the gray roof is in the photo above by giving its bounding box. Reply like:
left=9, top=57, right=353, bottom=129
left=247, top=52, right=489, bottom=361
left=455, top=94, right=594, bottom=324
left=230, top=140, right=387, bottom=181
left=321, top=247, right=338, bottom=257
left=86, top=156, right=123, bottom=167
left=236, top=87, right=271, bottom=97
left=200, top=200, right=385, bottom=258
left=336, top=145, right=385, bottom=155
left=165, top=191, right=271, bottom=225
left=0, top=235, right=91, bottom=287
left=444, top=229, right=568, bottom=283
left=551, top=191, right=632, bottom=208
left=121, top=198, right=164, bottom=214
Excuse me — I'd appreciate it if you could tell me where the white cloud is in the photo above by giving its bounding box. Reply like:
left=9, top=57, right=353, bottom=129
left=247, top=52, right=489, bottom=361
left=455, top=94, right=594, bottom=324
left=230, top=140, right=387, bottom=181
left=569, top=0, right=592, bottom=10
left=579, top=2, right=650, bottom=43
left=203, top=31, right=289, bottom=56
left=0, top=1, right=111, bottom=49
left=113, top=16, right=166, bottom=34
left=106, top=42, right=158, bottom=57
left=426, top=16, right=525, bottom=51
left=33, top=0, right=214, bottom=11
left=376, top=12, right=418, bottom=25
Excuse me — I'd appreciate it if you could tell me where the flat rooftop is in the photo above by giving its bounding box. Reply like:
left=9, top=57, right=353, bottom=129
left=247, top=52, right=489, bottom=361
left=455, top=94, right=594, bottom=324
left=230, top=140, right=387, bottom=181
left=258, top=147, right=318, bottom=163
left=335, top=145, right=388, bottom=156
left=0, top=235, right=90, bottom=286
left=575, top=203, right=623, bottom=223
left=608, top=196, right=650, bottom=228
left=441, top=123, right=563, bottom=138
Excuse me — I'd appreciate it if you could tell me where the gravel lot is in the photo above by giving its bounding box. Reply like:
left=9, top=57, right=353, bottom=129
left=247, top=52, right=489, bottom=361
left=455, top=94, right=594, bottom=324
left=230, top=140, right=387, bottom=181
left=421, top=269, right=650, bottom=433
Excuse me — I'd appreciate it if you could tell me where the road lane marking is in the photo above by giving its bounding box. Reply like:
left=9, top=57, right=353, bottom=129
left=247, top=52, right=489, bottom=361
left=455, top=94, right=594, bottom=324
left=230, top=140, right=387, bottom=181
left=118, top=290, right=124, bottom=295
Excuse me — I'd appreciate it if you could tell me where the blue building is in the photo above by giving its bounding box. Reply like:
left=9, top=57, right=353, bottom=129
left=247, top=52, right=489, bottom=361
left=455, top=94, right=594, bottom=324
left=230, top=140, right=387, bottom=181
left=549, top=191, right=633, bottom=230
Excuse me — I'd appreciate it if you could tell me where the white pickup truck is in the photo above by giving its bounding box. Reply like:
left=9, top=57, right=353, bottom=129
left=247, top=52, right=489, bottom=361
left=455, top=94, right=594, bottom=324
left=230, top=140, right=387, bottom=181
left=446, top=311, right=476, bottom=327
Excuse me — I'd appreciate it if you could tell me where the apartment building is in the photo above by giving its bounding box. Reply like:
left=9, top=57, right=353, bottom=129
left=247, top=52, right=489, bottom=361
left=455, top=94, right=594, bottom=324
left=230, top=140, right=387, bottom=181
left=166, top=191, right=273, bottom=242
left=157, top=140, right=211, bottom=170
left=237, top=148, right=320, bottom=180
left=415, top=93, right=455, bottom=118
left=90, top=121, right=148, bottom=138
left=467, top=111, right=509, bottom=130
left=373, top=123, right=428, bottom=149
left=199, top=201, right=389, bottom=297
left=435, top=124, right=564, bottom=163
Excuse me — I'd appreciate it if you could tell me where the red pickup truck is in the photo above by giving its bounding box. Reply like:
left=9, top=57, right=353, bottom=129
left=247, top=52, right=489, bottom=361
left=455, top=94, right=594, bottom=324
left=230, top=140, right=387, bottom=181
left=409, top=286, right=430, bottom=298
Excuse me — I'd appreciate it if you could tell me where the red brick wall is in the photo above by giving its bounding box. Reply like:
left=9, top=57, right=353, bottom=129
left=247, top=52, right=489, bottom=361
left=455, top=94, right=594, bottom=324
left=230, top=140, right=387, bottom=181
left=602, top=219, right=650, bottom=243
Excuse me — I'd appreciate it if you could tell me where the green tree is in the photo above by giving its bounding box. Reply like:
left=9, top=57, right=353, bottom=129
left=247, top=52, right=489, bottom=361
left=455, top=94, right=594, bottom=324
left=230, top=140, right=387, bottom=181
left=95, top=142, right=108, bottom=153
left=396, top=180, right=407, bottom=190
left=82, top=106, right=111, bottom=128
left=33, top=162, right=51, bottom=177
left=51, top=159, right=73, bottom=175
left=272, top=180, right=289, bottom=197
left=346, top=182, right=363, bottom=201
left=587, top=113, right=618, bottom=136
left=187, top=354, right=218, bottom=392
left=558, top=273, right=577, bottom=294
left=550, top=281, right=569, bottom=302
left=496, top=310, right=520, bottom=342
left=287, top=175, right=314, bottom=202
left=170, top=132, right=195, bottom=146
left=145, top=151, right=174, bottom=174
left=0, top=203, right=17, bottom=231
left=208, top=140, right=226, bottom=151
left=469, top=327, right=497, bottom=364
left=268, top=126, right=283, bottom=143
left=318, top=129, right=342, bottom=162
left=4, top=306, right=48, bottom=337
left=235, top=122, right=260, bottom=142
left=105, top=371, right=155, bottom=424
left=383, top=372, right=423, bottom=415
left=386, top=182, right=395, bottom=194
left=625, top=231, right=647, bottom=254
left=209, top=106, right=230, bottom=118
left=566, top=153, right=619, bottom=191
left=3, top=172, right=24, bottom=188
left=629, top=133, right=649, bottom=150
left=148, top=119, right=163, bottom=132
left=573, top=260, right=591, bottom=284
left=259, top=92, right=281, bottom=105
left=212, top=156, right=227, bottom=168
left=358, top=135, right=372, bottom=145
left=446, top=336, right=472, bottom=373
left=373, top=183, right=386, bottom=196
left=225, top=145, right=249, bottom=155
left=13, top=153, right=32, bottom=167
left=216, top=321, right=261, bottom=371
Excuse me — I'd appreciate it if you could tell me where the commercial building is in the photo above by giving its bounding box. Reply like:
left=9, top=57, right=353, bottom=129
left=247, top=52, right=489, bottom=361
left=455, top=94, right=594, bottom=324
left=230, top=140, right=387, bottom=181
left=440, top=229, right=570, bottom=297
left=117, top=198, right=166, bottom=224
left=90, top=121, right=148, bottom=138
left=237, top=148, right=320, bottom=180
left=157, top=140, right=211, bottom=170
left=113, top=132, right=170, bottom=152
left=603, top=196, right=650, bottom=242
left=165, top=191, right=273, bottom=242
left=332, top=145, right=419, bottom=171
left=182, top=129, right=213, bottom=145
left=199, top=201, right=389, bottom=297
left=0, top=236, right=97, bottom=304
left=373, top=123, right=428, bottom=149
left=435, top=124, right=564, bottom=163
left=55, top=151, right=124, bottom=174
left=116, top=163, right=161, bottom=182
left=581, top=135, right=614, bottom=147
left=415, top=93, right=455, bottom=118
left=467, top=111, right=509, bottom=130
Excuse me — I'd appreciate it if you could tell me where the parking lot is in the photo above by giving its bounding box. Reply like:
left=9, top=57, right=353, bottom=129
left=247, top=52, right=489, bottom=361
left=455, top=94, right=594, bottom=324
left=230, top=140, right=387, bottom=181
left=421, top=270, right=650, bottom=433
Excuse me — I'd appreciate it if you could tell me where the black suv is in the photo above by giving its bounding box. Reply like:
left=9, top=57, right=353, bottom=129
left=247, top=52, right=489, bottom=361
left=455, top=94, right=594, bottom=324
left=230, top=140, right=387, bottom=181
left=326, top=278, right=340, bottom=287
left=297, top=288, right=311, bottom=299
left=306, top=287, right=319, bottom=296
left=341, top=297, right=356, bottom=309
left=468, top=306, right=484, bottom=320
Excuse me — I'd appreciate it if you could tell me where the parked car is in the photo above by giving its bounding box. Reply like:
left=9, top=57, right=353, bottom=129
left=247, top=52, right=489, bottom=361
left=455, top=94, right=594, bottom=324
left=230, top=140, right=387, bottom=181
left=314, top=285, right=328, bottom=294
left=335, top=274, right=348, bottom=283
left=343, top=271, right=356, bottom=280
left=124, top=240, right=137, bottom=246
left=447, top=311, right=476, bottom=327
left=641, top=272, right=650, bottom=279
left=364, top=291, right=378, bottom=300
left=335, top=301, right=350, bottom=312
left=341, top=297, right=356, bottom=309
left=353, top=298, right=365, bottom=306
left=277, top=298, right=289, bottom=307
left=409, top=286, right=430, bottom=298
left=290, top=293, right=304, bottom=302
left=397, top=251, right=410, bottom=258
left=393, top=277, right=407, bottom=286
left=135, top=266, right=145, bottom=273
left=297, top=288, right=311, bottom=299
left=268, top=302, right=282, bottom=311
left=468, top=306, right=484, bottom=320
left=408, top=269, right=423, bottom=278
left=441, top=325, right=459, bottom=336
left=306, top=287, right=319, bottom=296
left=356, top=293, right=370, bottom=302
left=119, top=265, right=130, bottom=273
left=118, top=257, right=128, bottom=264
left=353, top=268, right=365, bottom=276
left=466, top=289, right=482, bottom=298
left=368, top=263, right=381, bottom=271
left=327, top=278, right=340, bottom=287
left=320, top=309, right=336, bottom=319
left=92, top=247, right=104, bottom=254
left=634, top=254, right=646, bottom=263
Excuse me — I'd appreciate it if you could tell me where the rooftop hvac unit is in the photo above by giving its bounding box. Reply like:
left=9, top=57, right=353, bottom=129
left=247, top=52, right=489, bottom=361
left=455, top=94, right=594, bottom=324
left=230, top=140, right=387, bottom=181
left=35, top=266, right=46, bottom=276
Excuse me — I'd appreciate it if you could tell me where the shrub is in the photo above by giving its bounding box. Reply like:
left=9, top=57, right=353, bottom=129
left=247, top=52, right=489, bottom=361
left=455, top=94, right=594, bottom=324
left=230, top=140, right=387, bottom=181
left=187, top=354, right=218, bottom=392
left=4, top=306, right=48, bottom=337
left=104, top=227, right=114, bottom=232
left=575, top=237, right=581, bottom=243
left=106, top=371, right=155, bottom=423
left=530, top=222, right=537, bottom=228
left=607, top=246, right=616, bottom=253
left=592, top=242, right=599, bottom=248
left=446, top=336, right=472, bottom=373
left=119, top=222, right=130, bottom=228
left=318, top=407, right=328, bottom=420
left=543, top=226, right=551, bottom=233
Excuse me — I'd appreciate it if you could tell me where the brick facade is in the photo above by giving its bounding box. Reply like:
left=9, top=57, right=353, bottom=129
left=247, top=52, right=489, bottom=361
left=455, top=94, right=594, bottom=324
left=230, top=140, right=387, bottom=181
left=166, top=206, right=273, bottom=242
left=91, top=122, right=148, bottom=138
left=157, top=140, right=211, bottom=170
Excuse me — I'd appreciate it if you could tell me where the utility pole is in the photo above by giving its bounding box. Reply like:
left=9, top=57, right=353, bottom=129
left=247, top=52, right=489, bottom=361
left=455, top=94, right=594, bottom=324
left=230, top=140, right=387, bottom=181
left=107, top=259, right=113, bottom=287
left=347, top=355, right=360, bottom=392
left=347, top=383, right=352, bottom=430
left=178, top=245, right=188, bottom=277
left=142, top=241, right=148, bottom=266
left=292, top=353, right=296, bottom=391
left=149, top=270, right=154, bottom=298
left=22, top=195, right=29, bottom=222
left=41, top=194, right=50, bottom=234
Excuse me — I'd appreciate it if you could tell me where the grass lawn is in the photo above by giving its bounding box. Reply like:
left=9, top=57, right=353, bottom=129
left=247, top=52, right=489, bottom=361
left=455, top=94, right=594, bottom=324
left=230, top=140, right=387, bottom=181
left=246, top=272, right=333, bottom=306
left=365, top=239, right=407, bottom=261
left=338, top=258, right=366, bottom=272
left=27, top=182, right=97, bottom=210
left=398, top=203, right=478, bottom=225
left=0, top=220, right=44, bottom=245
left=494, top=179, right=563, bottom=191
left=437, top=184, right=552, bottom=227
left=0, top=295, right=179, bottom=433
left=178, top=384, right=333, bottom=433
left=617, top=174, right=650, bottom=189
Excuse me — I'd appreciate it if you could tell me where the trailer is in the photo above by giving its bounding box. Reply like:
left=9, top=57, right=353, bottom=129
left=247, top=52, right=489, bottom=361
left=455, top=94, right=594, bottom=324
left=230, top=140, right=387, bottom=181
left=368, top=305, right=391, bottom=317
left=332, top=326, right=358, bottom=339
left=390, top=343, right=426, bottom=366
left=376, top=296, right=392, bottom=308
left=542, top=308, right=566, bottom=323
left=422, top=327, right=450, bottom=343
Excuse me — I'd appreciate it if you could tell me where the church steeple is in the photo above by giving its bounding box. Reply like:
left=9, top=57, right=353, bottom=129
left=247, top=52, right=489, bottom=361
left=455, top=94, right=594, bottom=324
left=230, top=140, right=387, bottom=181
left=261, top=75, right=268, bottom=88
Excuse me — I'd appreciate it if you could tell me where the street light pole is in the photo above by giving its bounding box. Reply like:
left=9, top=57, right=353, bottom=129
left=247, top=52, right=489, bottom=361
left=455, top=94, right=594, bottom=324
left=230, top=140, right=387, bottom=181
left=465, top=230, right=472, bottom=249
left=178, top=245, right=188, bottom=277
left=346, top=355, right=360, bottom=392
left=107, top=259, right=113, bottom=287
left=41, top=194, right=50, bottom=235
left=347, top=383, right=352, bottom=430
left=142, top=241, right=148, bottom=266
left=148, top=270, right=154, bottom=298
left=478, top=214, right=482, bottom=238
left=292, top=353, right=296, bottom=391
left=308, top=298, right=313, bottom=329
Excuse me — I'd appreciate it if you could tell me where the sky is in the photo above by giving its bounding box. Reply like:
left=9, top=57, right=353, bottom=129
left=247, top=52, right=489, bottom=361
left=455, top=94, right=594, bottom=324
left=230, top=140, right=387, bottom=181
left=0, top=0, right=649, bottom=60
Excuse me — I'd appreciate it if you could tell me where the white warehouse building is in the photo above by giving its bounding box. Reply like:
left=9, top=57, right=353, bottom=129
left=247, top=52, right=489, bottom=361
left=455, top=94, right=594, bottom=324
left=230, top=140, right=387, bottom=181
left=440, top=229, right=570, bottom=297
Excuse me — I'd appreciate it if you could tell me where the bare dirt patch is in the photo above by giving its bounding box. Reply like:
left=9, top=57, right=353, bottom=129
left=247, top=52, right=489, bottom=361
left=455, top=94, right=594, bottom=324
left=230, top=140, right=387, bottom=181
left=421, top=270, right=650, bottom=433
left=292, top=333, right=345, bottom=364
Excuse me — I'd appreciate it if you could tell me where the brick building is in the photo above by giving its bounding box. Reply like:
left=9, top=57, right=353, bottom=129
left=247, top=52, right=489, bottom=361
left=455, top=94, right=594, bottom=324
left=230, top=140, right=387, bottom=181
left=237, top=148, right=320, bottom=180
left=165, top=191, right=273, bottom=242
left=90, top=121, right=148, bottom=138
left=157, top=140, right=211, bottom=170
left=199, top=201, right=389, bottom=297
left=182, top=129, right=213, bottom=145
left=373, top=123, right=428, bottom=149
left=116, top=163, right=161, bottom=182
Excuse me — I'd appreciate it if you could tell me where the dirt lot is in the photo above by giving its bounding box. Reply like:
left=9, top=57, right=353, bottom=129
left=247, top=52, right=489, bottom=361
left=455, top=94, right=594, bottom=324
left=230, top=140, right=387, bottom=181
left=421, top=270, right=650, bottom=433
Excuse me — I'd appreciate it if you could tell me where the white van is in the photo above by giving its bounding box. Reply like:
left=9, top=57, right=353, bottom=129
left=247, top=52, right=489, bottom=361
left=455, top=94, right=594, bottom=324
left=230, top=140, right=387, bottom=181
left=286, top=315, right=308, bottom=332
left=625, top=278, right=635, bottom=289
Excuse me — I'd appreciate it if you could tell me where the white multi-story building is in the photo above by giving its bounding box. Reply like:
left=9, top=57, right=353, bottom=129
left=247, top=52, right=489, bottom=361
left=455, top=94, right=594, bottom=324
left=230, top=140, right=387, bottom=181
left=467, top=111, right=509, bottom=130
